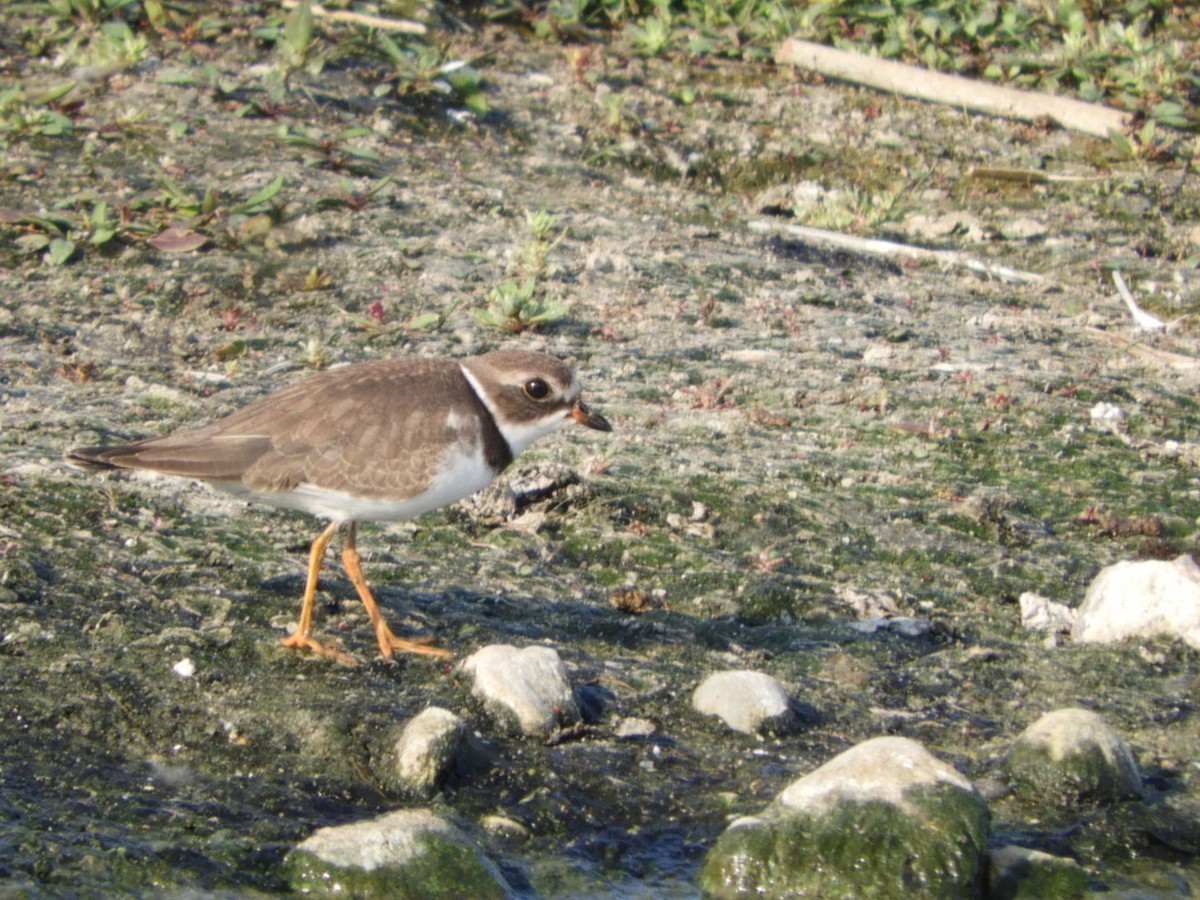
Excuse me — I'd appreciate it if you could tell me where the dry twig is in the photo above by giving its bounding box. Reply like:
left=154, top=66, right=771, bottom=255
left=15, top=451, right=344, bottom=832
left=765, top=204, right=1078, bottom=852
left=775, top=38, right=1129, bottom=139
left=281, top=0, right=426, bottom=34
left=747, top=219, right=1044, bottom=285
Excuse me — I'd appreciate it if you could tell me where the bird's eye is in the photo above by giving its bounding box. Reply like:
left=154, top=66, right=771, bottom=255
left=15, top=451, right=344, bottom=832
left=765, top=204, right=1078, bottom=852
left=523, top=378, right=550, bottom=400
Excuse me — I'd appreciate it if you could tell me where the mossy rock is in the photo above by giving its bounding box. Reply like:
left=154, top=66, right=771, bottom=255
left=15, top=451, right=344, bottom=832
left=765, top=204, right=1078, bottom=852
left=699, top=737, right=990, bottom=899
left=989, top=845, right=1089, bottom=900
left=700, top=789, right=988, bottom=899
left=284, top=809, right=512, bottom=899
left=1006, top=708, right=1142, bottom=806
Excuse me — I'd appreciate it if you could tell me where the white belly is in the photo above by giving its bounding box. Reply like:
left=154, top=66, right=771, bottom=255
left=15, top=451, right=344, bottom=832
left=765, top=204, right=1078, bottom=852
left=213, top=442, right=499, bottom=523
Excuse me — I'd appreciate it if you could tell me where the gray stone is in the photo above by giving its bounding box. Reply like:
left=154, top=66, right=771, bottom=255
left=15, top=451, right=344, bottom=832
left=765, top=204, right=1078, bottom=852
left=386, top=706, right=475, bottom=797
left=692, top=670, right=794, bottom=736
left=699, top=736, right=989, bottom=899
left=1006, top=708, right=1143, bottom=804
left=460, top=644, right=579, bottom=737
left=1019, top=592, right=1077, bottom=633
left=999, top=217, right=1048, bottom=240
left=989, top=845, right=1088, bottom=900
left=1073, top=555, right=1200, bottom=649
left=284, top=809, right=513, bottom=899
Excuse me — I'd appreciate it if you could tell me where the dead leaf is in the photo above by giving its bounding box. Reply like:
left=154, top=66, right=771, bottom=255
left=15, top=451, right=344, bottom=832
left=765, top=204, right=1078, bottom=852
left=148, top=227, right=208, bottom=252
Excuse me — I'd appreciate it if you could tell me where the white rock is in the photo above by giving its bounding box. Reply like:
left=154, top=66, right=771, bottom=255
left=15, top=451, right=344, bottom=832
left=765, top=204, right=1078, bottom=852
left=692, top=670, right=793, bottom=735
left=700, top=736, right=989, bottom=898
left=774, top=735, right=977, bottom=817
left=1089, top=401, right=1126, bottom=432
left=287, top=809, right=513, bottom=897
left=849, top=616, right=936, bottom=638
left=295, top=809, right=458, bottom=873
left=613, top=716, right=658, bottom=739
left=1018, top=592, right=1077, bottom=633
left=1007, top=708, right=1143, bottom=802
left=460, top=644, right=579, bottom=737
left=392, top=707, right=468, bottom=795
left=1072, top=555, right=1200, bottom=649
left=1000, top=217, right=1048, bottom=240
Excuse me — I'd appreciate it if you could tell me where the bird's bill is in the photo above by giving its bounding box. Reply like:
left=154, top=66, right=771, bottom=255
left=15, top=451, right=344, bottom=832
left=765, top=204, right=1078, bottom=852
left=571, top=399, right=612, bottom=432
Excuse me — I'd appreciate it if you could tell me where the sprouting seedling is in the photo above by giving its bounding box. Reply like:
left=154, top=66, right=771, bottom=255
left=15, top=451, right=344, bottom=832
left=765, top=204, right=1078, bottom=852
left=473, top=280, right=568, bottom=333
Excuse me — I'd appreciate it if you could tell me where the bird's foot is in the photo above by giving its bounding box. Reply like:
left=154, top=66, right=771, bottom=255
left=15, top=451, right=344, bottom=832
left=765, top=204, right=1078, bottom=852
left=375, top=623, right=453, bottom=661
left=280, top=632, right=360, bottom=667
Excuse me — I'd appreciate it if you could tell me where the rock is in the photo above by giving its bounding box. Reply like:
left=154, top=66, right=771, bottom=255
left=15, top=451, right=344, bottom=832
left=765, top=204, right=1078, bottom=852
left=613, top=716, right=658, bottom=739
left=1090, top=401, right=1126, bottom=433
left=692, top=670, right=794, bottom=736
left=1072, top=555, right=1200, bottom=649
left=284, top=809, right=514, bottom=899
left=384, top=706, right=484, bottom=798
left=458, top=463, right=585, bottom=525
left=902, top=210, right=985, bottom=243
left=989, top=845, right=1088, bottom=900
left=848, top=616, right=938, bottom=638
left=999, top=217, right=1048, bottom=241
left=1006, top=708, right=1143, bottom=804
left=836, top=585, right=902, bottom=619
left=460, top=644, right=579, bottom=737
left=1018, top=592, right=1076, bottom=633
left=699, top=736, right=989, bottom=899
left=479, top=815, right=530, bottom=840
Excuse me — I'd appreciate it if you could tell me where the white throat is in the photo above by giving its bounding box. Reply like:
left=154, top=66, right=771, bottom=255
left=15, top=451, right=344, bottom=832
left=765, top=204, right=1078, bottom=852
left=460, top=364, right=571, bottom=456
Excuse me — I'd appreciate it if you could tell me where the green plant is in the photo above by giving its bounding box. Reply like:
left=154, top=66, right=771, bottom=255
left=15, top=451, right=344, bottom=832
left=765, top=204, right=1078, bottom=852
left=312, top=176, right=395, bottom=212
left=81, top=19, right=149, bottom=69
left=298, top=336, right=329, bottom=369
left=627, top=0, right=674, bottom=56
left=520, top=209, right=564, bottom=281
left=793, top=185, right=905, bottom=233
left=277, top=125, right=381, bottom=175
left=0, top=83, right=77, bottom=141
left=151, top=172, right=289, bottom=242
left=474, top=279, right=569, bottom=333
left=337, top=302, right=450, bottom=339
left=31, top=0, right=140, bottom=23
left=370, top=33, right=488, bottom=113
left=271, top=0, right=321, bottom=94
left=6, top=172, right=293, bottom=267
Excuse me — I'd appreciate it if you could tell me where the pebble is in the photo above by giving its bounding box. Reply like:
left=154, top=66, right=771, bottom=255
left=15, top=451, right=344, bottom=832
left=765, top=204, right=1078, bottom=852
left=612, top=716, right=658, bottom=739
left=699, top=736, right=989, bottom=898
left=1072, top=555, right=1200, bottom=649
left=1018, top=591, right=1076, bottom=633
left=1089, top=401, right=1126, bottom=433
left=692, top=670, right=794, bottom=736
left=1005, top=707, right=1143, bottom=804
left=284, top=809, right=514, bottom=898
left=848, top=616, right=936, bottom=638
left=460, top=644, right=579, bottom=737
left=999, top=217, right=1048, bottom=241
left=387, top=706, right=471, bottom=797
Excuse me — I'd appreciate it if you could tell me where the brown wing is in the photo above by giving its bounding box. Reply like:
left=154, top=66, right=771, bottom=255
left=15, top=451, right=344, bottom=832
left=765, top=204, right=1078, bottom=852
left=69, top=358, right=483, bottom=499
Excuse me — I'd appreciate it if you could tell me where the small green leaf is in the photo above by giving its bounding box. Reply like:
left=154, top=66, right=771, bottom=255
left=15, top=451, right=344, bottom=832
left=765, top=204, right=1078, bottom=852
left=34, top=82, right=77, bottom=104
left=15, top=233, right=50, bottom=253
left=47, top=238, right=76, bottom=266
left=284, top=0, right=314, bottom=56
left=156, top=70, right=202, bottom=86
left=233, top=174, right=285, bottom=213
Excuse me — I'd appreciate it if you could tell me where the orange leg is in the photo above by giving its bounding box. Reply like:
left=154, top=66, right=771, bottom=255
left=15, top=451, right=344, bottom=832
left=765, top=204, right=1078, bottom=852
left=280, top=520, right=358, bottom=666
left=341, top=522, right=452, bottom=661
